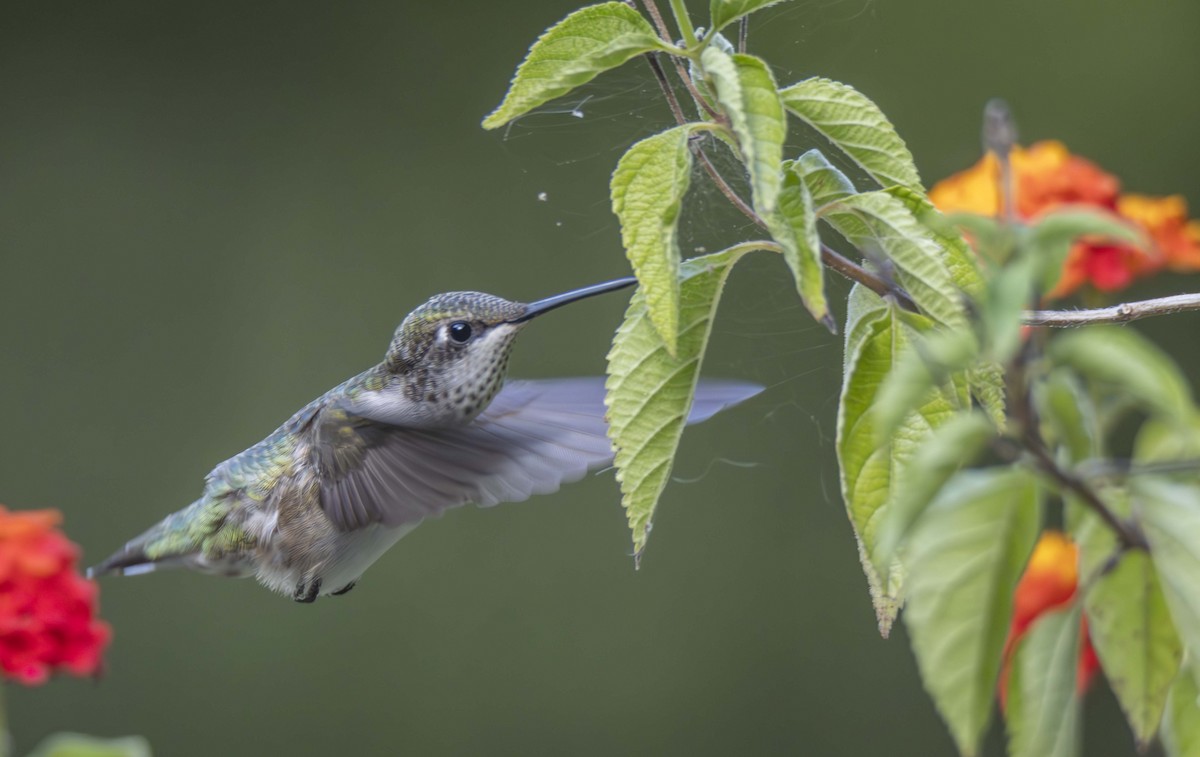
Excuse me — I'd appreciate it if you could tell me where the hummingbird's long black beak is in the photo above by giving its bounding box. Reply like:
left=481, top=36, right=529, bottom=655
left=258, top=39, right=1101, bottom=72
left=509, top=276, right=637, bottom=323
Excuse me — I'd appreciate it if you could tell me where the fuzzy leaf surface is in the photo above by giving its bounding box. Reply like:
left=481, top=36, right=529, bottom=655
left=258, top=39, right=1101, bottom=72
left=709, top=0, right=787, bottom=31
left=792, top=149, right=857, bottom=207
left=886, top=186, right=984, bottom=300
left=823, top=190, right=967, bottom=330
left=702, top=48, right=786, bottom=215
left=780, top=77, right=923, bottom=192
left=838, top=304, right=964, bottom=635
left=769, top=168, right=829, bottom=326
left=611, top=125, right=695, bottom=353
left=871, top=327, right=977, bottom=439
left=871, top=410, right=994, bottom=579
left=483, top=3, right=669, bottom=129
left=606, top=247, right=748, bottom=559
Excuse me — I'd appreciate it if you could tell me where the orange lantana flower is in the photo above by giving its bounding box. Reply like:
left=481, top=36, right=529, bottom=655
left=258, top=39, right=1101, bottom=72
left=930, top=140, right=1200, bottom=298
left=1118, top=194, right=1200, bottom=270
left=999, top=531, right=1098, bottom=709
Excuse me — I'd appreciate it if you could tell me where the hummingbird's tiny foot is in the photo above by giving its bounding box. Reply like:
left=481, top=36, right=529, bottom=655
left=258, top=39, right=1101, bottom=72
left=293, top=579, right=321, bottom=603
left=331, top=581, right=357, bottom=596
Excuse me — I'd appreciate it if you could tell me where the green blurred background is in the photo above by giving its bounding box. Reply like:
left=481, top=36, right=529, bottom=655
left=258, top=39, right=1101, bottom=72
left=3, top=1, right=1198, bottom=754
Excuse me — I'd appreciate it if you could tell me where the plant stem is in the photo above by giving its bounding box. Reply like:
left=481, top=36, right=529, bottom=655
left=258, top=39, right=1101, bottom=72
left=1022, top=292, right=1200, bottom=326
left=982, top=99, right=1018, bottom=226
left=1025, top=439, right=1148, bottom=550
left=1005, top=339, right=1148, bottom=551
left=667, top=0, right=699, bottom=47
left=638, top=9, right=916, bottom=311
left=692, top=146, right=756, bottom=221
left=641, top=13, right=1200, bottom=331
left=690, top=144, right=919, bottom=308
left=643, top=53, right=687, bottom=125
left=639, top=0, right=722, bottom=120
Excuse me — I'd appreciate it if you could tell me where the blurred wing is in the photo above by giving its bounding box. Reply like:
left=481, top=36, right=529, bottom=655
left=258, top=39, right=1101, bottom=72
left=315, top=377, right=761, bottom=531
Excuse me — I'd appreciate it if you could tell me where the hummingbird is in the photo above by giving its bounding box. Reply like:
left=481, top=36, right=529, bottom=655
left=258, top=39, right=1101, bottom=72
left=89, top=277, right=760, bottom=602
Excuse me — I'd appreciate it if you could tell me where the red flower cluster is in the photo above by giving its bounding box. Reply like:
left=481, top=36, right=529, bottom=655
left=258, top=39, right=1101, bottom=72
left=930, top=141, right=1200, bottom=298
left=0, top=506, right=111, bottom=685
left=1000, top=531, right=1098, bottom=708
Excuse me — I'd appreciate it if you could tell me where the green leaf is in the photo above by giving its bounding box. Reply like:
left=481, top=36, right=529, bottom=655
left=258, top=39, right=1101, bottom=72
left=871, top=327, right=978, bottom=438
left=947, top=212, right=1015, bottom=267
left=687, top=31, right=733, bottom=107
left=792, top=148, right=857, bottom=206
left=1163, top=668, right=1200, bottom=757
left=611, top=125, right=695, bottom=353
left=1050, top=327, right=1197, bottom=424
left=979, top=255, right=1037, bottom=363
left=871, top=411, right=994, bottom=580
left=769, top=168, right=830, bottom=327
left=482, top=3, right=670, bottom=129
left=1025, top=209, right=1144, bottom=294
left=822, top=190, right=968, bottom=330
left=1005, top=604, right=1084, bottom=757
left=28, top=734, right=152, bottom=757
left=701, top=48, right=786, bottom=215
left=1078, top=504, right=1182, bottom=747
left=779, top=77, right=923, bottom=192
left=842, top=282, right=889, bottom=364
left=1135, top=416, right=1200, bottom=464
left=1090, top=551, right=1183, bottom=745
left=837, top=306, right=966, bottom=636
left=886, top=186, right=984, bottom=300
left=606, top=247, right=750, bottom=560
left=903, top=468, right=1041, bottom=756
left=709, top=0, right=787, bottom=31
left=969, top=362, right=1008, bottom=430
left=1036, top=369, right=1100, bottom=464
left=1134, top=478, right=1200, bottom=684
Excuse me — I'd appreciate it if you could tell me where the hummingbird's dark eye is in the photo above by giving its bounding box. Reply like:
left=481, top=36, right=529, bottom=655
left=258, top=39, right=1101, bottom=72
left=448, top=321, right=473, bottom=344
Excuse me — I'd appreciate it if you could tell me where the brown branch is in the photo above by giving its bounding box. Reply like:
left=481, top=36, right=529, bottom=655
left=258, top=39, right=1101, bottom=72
left=642, top=53, right=687, bottom=126
left=693, top=146, right=758, bottom=223
left=1026, top=440, right=1149, bottom=551
left=639, top=0, right=723, bottom=121
left=1023, top=293, right=1200, bottom=327
left=635, top=0, right=917, bottom=312
left=1003, top=338, right=1148, bottom=551
left=991, top=415, right=1148, bottom=553
left=638, top=0, right=674, bottom=38
left=691, top=144, right=918, bottom=309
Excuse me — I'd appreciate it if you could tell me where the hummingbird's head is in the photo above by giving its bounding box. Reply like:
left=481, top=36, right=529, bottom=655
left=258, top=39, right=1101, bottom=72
left=384, top=277, right=636, bottom=421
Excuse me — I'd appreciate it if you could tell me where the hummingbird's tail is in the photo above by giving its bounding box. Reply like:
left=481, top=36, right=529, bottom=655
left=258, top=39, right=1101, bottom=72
left=87, top=498, right=226, bottom=579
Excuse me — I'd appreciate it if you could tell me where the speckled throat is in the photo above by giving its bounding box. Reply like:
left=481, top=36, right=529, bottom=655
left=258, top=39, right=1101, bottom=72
left=401, top=322, right=520, bottom=424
